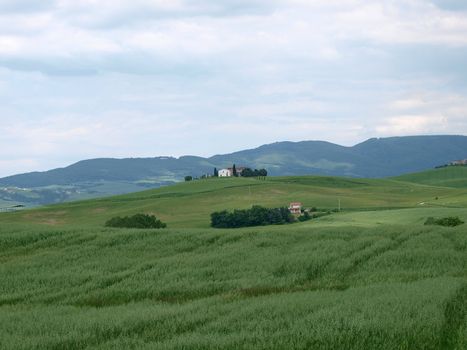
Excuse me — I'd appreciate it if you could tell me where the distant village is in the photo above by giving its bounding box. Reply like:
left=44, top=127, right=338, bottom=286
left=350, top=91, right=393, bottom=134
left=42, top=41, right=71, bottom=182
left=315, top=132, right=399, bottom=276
left=450, top=159, right=467, bottom=166
left=436, top=159, right=467, bottom=168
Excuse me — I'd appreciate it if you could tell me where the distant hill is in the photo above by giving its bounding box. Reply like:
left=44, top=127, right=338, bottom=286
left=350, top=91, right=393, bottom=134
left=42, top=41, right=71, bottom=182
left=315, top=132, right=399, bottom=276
left=1, top=135, right=467, bottom=206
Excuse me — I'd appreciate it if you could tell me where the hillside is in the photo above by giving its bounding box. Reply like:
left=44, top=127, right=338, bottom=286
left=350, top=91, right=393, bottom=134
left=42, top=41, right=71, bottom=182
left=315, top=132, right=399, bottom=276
left=1, top=174, right=466, bottom=349
left=3, top=174, right=467, bottom=229
left=394, top=166, right=467, bottom=188
left=1, top=135, right=467, bottom=206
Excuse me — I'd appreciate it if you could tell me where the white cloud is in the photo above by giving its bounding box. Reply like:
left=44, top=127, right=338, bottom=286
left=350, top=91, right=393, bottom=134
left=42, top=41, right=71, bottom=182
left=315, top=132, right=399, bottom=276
left=390, top=97, right=427, bottom=110
left=1, top=0, right=467, bottom=74
left=0, top=1, right=466, bottom=177
left=376, top=92, right=467, bottom=136
left=375, top=115, right=449, bottom=135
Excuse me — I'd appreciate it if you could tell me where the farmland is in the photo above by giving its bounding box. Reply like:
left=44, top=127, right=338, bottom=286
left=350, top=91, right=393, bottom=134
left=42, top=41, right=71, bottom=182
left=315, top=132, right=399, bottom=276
left=0, top=170, right=466, bottom=349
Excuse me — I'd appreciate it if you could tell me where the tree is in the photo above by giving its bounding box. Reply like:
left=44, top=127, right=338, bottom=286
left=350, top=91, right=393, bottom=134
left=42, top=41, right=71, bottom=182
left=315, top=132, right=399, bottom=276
left=184, top=176, right=193, bottom=182
left=232, top=164, right=238, bottom=177
left=210, top=206, right=295, bottom=228
left=105, top=214, right=167, bottom=229
left=240, top=168, right=254, bottom=177
left=239, top=168, right=268, bottom=178
left=214, top=167, right=219, bottom=177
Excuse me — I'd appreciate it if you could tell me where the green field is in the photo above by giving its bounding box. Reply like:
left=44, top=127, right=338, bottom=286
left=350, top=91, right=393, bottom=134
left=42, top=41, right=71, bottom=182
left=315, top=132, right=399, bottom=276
left=2, top=174, right=467, bottom=229
left=394, top=166, right=467, bottom=188
left=1, top=171, right=466, bottom=349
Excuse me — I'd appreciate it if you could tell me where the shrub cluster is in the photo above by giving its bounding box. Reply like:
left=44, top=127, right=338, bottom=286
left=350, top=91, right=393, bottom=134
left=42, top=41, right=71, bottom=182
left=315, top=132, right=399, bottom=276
left=105, top=214, right=167, bottom=229
left=240, top=168, right=268, bottom=177
left=297, top=211, right=312, bottom=222
left=211, top=205, right=294, bottom=228
left=424, top=216, right=464, bottom=227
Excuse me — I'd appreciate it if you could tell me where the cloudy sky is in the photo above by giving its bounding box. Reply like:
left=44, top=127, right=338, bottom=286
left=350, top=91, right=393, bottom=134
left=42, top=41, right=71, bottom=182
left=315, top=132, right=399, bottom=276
left=1, top=0, right=467, bottom=177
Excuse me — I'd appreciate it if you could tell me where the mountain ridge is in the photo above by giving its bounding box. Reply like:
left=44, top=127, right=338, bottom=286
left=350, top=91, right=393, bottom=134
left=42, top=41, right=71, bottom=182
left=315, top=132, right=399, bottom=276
left=1, top=135, right=467, bottom=206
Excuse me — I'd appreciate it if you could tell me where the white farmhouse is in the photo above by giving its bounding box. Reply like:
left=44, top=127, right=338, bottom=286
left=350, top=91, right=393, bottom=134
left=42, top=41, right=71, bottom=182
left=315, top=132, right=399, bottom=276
left=218, top=169, right=232, bottom=177
left=288, top=202, right=302, bottom=215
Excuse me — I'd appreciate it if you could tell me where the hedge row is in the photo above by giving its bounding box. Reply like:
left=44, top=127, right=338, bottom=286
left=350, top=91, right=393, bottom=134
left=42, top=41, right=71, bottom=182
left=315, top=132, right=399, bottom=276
left=424, top=216, right=464, bottom=227
left=105, top=214, right=167, bottom=229
left=211, top=205, right=295, bottom=228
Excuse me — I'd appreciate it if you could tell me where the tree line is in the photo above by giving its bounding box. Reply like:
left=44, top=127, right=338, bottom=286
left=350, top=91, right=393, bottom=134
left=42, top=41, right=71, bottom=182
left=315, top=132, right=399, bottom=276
left=211, top=205, right=294, bottom=228
left=239, top=168, right=267, bottom=177
left=105, top=214, right=167, bottom=229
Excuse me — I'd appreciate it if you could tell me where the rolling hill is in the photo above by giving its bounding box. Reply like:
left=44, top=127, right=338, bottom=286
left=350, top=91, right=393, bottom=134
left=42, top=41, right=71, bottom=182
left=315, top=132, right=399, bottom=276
left=394, top=166, right=467, bottom=188
left=3, top=170, right=467, bottom=229
left=1, top=172, right=466, bottom=349
left=1, top=135, right=467, bottom=206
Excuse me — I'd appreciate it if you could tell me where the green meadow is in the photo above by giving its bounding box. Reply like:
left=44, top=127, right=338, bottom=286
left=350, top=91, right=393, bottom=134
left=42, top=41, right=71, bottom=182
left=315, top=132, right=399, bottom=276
left=395, top=166, right=467, bottom=189
left=1, top=170, right=466, bottom=349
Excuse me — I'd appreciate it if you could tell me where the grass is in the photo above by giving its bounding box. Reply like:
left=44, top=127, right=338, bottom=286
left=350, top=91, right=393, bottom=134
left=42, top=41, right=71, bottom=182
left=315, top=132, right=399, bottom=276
left=2, top=174, right=467, bottom=228
left=0, top=223, right=466, bottom=349
left=394, top=166, right=467, bottom=188
left=0, top=171, right=466, bottom=349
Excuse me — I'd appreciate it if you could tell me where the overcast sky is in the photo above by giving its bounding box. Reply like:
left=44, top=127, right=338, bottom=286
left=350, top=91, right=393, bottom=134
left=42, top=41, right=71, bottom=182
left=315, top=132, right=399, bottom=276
left=1, top=0, right=467, bottom=177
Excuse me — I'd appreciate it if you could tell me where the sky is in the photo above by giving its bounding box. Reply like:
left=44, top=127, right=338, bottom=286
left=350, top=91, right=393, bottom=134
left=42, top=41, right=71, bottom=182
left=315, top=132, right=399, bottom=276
left=1, top=0, right=467, bottom=177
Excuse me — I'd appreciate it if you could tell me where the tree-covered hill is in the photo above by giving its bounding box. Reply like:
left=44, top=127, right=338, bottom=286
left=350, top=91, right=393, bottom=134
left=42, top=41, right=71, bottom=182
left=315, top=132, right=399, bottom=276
left=1, top=135, right=466, bottom=206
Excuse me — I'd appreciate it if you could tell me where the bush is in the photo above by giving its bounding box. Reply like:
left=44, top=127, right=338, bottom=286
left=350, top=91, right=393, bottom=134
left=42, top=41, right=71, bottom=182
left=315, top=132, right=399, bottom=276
left=105, top=214, right=167, bottom=229
left=298, top=211, right=312, bottom=222
left=424, top=216, right=464, bottom=227
left=211, top=205, right=294, bottom=228
left=240, top=168, right=268, bottom=177
left=424, top=217, right=436, bottom=226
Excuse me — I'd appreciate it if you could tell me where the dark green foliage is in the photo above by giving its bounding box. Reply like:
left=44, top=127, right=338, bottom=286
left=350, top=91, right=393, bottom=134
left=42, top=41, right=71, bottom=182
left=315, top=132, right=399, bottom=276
left=105, top=214, right=167, bottom=229
left=424, top=216, right=464, bottom=227
left=211, top=205, right=295, bottom=228
left=213, top=168, right=218, bottom=177
left=184, top=176, right=193, bottom=182
left=232, top=164, right=238, bottom=177
left=425, top=217, right=436, bottom=225
left=298, top=211, right=312, bottom=222
left=240, top=168, right=268, bottom=177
